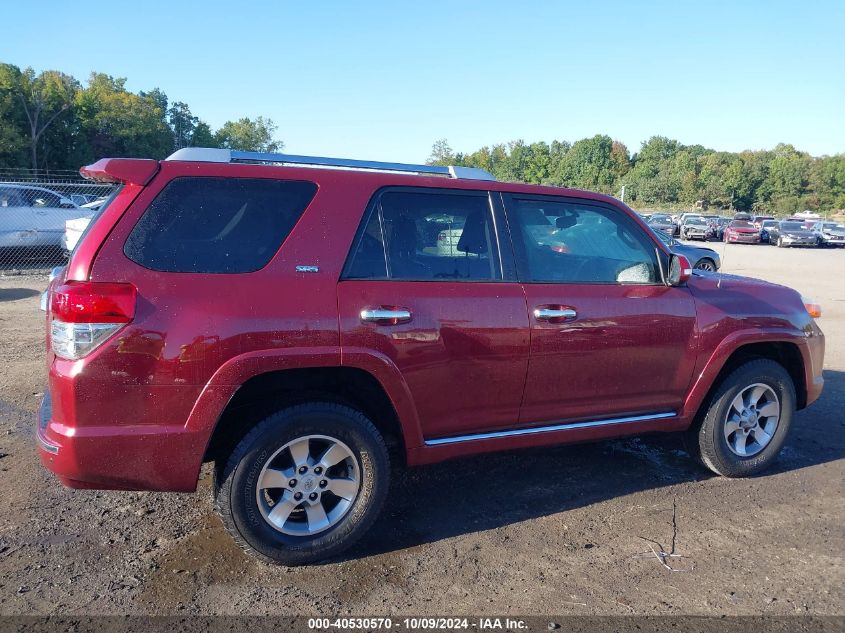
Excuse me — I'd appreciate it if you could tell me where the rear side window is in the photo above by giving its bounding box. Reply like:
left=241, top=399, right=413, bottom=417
left=124, top=177, right=317, bottom=273
left=343, top=189, right=500, bottom=281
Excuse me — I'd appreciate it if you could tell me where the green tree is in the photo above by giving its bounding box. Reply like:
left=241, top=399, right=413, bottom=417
left=0, top=64, right=78, bottom=170
left=75, top=73, right=174, bottom=159
left=427, top=138, right=455, bottom=165
left=191, top=121, right=217, bottom=148
left=168, top=101, right=199, bottom=149
left=551, top=134, right=619, bottom=193
left=215, top=116, right=282, bottom=152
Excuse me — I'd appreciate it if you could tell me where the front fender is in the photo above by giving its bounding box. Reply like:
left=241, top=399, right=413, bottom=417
left=680, top=327, right=815, bottom=422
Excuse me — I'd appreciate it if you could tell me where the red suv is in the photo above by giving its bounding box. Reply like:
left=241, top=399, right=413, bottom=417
left=38, top=148, right=825, bottom=565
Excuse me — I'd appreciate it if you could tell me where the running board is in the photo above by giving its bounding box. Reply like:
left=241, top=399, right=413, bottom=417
left=423, top=412, right=677, bottom=446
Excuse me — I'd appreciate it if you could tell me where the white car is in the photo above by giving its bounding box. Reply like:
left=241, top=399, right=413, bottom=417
left=61, top=216, right=93, bottom=254
left=0, top=184, right=83, bottom=249
left=59, top=198, right=106, bottom=254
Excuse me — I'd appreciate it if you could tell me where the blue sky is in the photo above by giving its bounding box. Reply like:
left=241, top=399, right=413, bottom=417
left=4, top=0, right=843, bottom=161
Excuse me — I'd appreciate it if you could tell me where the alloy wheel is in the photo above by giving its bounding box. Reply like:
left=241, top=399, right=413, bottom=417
left=723, top=383, right=780, bottom=457
left=256, top=434, right=361, bottom=536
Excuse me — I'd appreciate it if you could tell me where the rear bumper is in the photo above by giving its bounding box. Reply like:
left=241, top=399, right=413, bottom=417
left=36, top=392, right=204, bottom=492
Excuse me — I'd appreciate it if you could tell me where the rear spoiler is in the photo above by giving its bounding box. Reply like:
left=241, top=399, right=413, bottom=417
left=80, top=158, right=159, bottom=185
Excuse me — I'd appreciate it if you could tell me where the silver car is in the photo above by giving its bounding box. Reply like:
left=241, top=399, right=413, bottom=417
left=0, top=184, right=82, bottom=248
left=812, top=221, right=845, bottom=248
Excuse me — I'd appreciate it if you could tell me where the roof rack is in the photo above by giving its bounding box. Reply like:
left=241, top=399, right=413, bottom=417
left=164, top=148, right=496, bottom=181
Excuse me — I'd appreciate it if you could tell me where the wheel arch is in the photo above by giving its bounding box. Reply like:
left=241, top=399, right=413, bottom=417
left=202, top=365, right=414, bottom=470
left=682, top=337, right=808, bottom=424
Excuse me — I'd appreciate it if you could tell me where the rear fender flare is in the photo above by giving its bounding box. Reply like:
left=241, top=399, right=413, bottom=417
left=184, top=346, right=423, bottom=451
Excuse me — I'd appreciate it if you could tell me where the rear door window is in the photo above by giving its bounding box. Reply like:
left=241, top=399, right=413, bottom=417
left=343, top=188, right=501, bottom=281
left=124, top=177, right=317, bottom=273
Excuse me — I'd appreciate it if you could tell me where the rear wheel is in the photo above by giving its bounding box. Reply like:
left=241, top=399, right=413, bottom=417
left=215, top=402, right=390, bottom=565
left=684, top=359, right=795, bottom=477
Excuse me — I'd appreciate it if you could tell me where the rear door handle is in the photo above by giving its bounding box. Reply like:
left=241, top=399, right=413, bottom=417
left=360, top=307, right=412, bottom=325
left=533, top=307, right=577, bottom=321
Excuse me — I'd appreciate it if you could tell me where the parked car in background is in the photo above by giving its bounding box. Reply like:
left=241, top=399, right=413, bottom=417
left=752, top=215, right=775, bottom=228
left=812, top=221, right=845, bottom=248
left=37, top=147, right=825, bottom=565
left=0, top=184, right=82, bottom=249
left=59, top=198, right=109, bottom=255
left=768, top=220, right=818, bottom=248
left=680, top=216, right=710, bottom=241
left=760, top=219, right=779, bottom=243
left=647, top=213, right=675, bottom=235
left=69, top=193, right=101, bottom=207
left=653, top=229, right=721, bottom=271
left=724, top=220, right=761, bottom=244
left=712, top=217, right=731, bottom=241
left=733, top=212, right=752, bottom=222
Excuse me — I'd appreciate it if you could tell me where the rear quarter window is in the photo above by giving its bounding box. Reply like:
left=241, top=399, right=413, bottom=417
left=124, top=177, right=317, bottom=273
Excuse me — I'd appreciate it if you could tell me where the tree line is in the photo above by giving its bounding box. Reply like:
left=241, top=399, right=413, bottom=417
left=428, top=136, right=845, bottom=215
left=0, top=63, right=282, bottom=173
left=2, top=63, right=842, bottom=214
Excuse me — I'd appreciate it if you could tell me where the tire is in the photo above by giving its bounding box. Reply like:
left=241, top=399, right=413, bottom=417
left=694, top=258, right=717, bottom=272
left=684, top=359, right=795, bottom=477
left=214, top=402, right=390, bottom=565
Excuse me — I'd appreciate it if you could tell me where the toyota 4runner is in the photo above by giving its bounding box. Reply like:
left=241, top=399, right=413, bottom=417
left=38, top=148, right=825, bottom=565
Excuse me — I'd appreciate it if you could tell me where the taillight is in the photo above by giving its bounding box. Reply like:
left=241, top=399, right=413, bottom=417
left=49, top=282, right=136, bottom=360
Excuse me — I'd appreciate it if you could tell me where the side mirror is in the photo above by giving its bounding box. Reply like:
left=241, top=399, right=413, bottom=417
left=667, top=254, right=693, bottom=286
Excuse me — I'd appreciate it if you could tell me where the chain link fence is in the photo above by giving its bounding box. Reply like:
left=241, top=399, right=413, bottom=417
left=0, top=169, right=118, bottom=275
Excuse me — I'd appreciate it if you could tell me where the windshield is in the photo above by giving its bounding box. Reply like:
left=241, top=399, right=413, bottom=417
left=686, top=218, right=706, bottom=226
left=650, top=214, right=671, bottom=222
left=762, top=221, right=778, bottom=228
left=730, top=221, right=754, bottom=228
left=780, top=222, right=804, bottom=230
left=823, top=223, right=844, bottom=230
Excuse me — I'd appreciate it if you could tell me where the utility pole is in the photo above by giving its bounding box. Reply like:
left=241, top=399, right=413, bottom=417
left=619, top=185, right=626, bottom=203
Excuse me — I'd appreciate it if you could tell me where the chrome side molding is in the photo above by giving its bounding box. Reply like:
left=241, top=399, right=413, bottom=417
left=423, top=412, right=677, bottom=446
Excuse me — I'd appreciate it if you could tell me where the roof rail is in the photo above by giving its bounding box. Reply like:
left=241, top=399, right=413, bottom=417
left=164, top=147, right=496, bottom=181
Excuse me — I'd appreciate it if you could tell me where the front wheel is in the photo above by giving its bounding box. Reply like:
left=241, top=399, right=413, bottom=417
left=684, top=359, right=795, bottom=477
left=694, top=258, right=717, bottom=272
left=215, top=402, right=390, bottom=565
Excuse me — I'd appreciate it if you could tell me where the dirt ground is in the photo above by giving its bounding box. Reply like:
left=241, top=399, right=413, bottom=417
left=0, top=243, right=842, bottom=617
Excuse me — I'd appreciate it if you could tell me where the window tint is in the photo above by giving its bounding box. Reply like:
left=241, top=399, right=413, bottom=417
left=124, top=177, right=316, bottom=273
left=508, top=197, right=659, bottom=284
left=0, top=188, right=26, bottom=208
left=30, top=190, right=62, bottom=208
left=344, top=190, right=499, bottom=281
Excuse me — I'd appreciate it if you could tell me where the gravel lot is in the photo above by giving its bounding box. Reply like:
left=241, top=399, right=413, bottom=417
left=0, top=243, right=842, bottom=617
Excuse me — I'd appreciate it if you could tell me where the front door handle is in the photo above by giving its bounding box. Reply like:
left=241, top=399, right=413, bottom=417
left=360, top=307, right=412, bottom=325
left=533, top=307, right=577, bottom=321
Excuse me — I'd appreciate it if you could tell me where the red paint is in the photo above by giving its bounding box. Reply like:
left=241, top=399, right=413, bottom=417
left=38, top=157, right=825, bottom=491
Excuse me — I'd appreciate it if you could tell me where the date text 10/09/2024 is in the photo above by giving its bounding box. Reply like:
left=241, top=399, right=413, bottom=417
left=308, top=617, right=529, bottom=630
